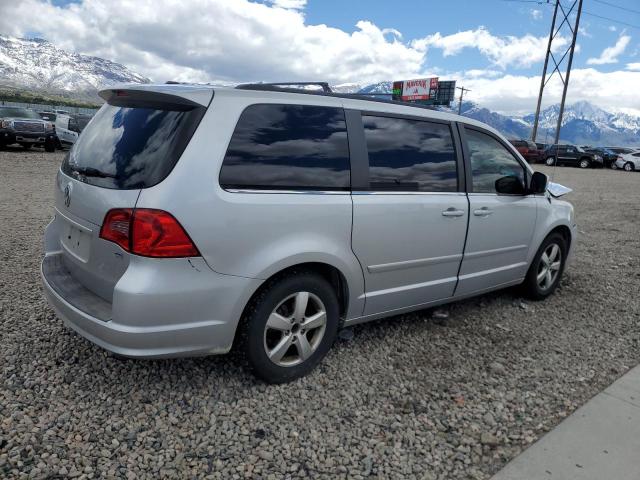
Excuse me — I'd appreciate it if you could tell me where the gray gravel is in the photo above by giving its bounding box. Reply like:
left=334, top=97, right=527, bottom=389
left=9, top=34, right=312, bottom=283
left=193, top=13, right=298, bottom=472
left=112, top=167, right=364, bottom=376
left=1, top=147, right=639, bottom=479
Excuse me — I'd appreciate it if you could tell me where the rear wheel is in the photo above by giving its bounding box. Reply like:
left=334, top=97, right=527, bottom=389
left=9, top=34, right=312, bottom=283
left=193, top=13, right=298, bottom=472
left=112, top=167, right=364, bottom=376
left=241, top=271, right=339, bottom=383
left=579, top=158, right=590, bottom=169
left=610, top=162, right=618, bottom=170
left=624, top=162, right=634, bottom=172
left=545, top=156, right=556, bottom=166
left=523, top=233, right=567, bottom=300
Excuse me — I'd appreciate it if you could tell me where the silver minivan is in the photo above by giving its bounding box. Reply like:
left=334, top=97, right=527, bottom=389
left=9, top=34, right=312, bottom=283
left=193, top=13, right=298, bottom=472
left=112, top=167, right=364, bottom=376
left=42, top=83, right=576, bottom=383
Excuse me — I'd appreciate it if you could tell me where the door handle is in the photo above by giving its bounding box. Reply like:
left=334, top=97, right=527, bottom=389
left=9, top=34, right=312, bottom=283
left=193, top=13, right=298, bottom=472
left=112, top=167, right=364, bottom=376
left=442, top=208, right=465, bottom=217
left=473, top=207, right=494, bottom=217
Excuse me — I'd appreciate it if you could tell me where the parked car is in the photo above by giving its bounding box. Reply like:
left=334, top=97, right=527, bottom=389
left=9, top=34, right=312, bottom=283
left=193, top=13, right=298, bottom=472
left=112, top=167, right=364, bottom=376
left=41, top=83, right=576, bottom=383
left=0, top=106, right=57, bottom=151
left=614, top=150, right=640, bottom=171
left=583, top=147, right=619, bottom=168
left=509, top=139, right=543, bottom=163
left=544, top=144, right=602, bottom=168
left=39, top=111, right=79, bottom=148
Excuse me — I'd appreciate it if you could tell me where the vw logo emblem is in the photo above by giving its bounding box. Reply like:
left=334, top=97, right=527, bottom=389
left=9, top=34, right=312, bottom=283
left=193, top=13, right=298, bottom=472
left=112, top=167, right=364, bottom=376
left=64, top=183, right=72, bottom=208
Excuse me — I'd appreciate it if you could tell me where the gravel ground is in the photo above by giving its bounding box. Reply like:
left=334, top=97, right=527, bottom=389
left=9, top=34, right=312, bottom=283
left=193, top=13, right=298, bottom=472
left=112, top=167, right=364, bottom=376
left=1, top=147, right=639, bottom=479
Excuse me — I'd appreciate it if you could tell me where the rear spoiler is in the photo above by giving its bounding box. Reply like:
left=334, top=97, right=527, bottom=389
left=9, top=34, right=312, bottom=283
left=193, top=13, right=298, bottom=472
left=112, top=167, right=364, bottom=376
left=99, top=88, right=211, bottom=110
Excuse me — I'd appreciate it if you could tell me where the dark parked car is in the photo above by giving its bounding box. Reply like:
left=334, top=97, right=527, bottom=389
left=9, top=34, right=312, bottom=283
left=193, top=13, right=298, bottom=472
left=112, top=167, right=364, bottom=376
left=606, top=147, right=634, bottom=156
left=510, top=139, right=543, bottom=163
left=544, top=144, right=602, bottom=169
left=583, top=147, right=619, bottom=168
left=0, top=106, right=57, bottom=151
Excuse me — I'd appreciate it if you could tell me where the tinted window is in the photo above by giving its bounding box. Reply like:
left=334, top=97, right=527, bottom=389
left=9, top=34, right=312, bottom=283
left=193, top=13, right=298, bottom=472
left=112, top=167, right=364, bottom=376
left=512, top=140, right=526, bottom=147
left=362, top=115, right=457, bottom=192
left=62, top=102, right=203, bottom=189
left=465, top=128, right=526, bottom=193
left=219, top=104, right=350, bottom=190
left=0, top=107, right=41, bottom=119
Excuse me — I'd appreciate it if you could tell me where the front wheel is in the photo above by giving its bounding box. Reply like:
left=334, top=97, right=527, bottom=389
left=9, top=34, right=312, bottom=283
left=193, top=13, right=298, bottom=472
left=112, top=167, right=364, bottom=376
left=579, top=158, right=590, bottom=169
left=545, top=157, right=556, bottom=166
left=44, top=138, right=56, bottom=152
left=624, top=162, right=634, bottom=172
left=522, top=233, right=567, bottom=300
left=241, top=271, right=340, bottom=383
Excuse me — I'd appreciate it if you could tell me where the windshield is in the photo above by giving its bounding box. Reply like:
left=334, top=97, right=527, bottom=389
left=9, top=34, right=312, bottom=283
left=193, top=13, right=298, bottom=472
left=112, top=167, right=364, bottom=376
left=61, top=101, right=205, bottom=189
left=0, top=107, right=42, bottom=119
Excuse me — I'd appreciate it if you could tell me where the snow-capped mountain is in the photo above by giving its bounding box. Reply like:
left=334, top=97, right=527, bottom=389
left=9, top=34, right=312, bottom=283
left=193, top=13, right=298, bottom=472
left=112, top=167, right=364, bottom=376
left=350, top=82, right=639, bottom=147
left=0, top=34, right=149, bottom=100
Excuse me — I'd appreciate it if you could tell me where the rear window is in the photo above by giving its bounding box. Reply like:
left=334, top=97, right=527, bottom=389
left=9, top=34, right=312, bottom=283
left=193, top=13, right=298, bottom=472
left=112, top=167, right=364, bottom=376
left=0, top=107, right=41, bottom=119
left=62, top=100, right=204, bottom=189
left=219, top=104, right=350, bottom=191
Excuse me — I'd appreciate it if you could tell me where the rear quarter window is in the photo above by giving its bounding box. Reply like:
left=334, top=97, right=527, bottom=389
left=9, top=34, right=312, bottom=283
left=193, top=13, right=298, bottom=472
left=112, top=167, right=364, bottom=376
left=219, top=104, right=350, bottom=191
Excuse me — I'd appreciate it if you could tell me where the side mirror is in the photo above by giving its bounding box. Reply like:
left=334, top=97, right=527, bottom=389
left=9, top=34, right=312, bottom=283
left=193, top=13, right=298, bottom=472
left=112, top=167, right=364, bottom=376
left=495, top=175, right=526, bottom=195
left=530, top=171, right=548, bottom=194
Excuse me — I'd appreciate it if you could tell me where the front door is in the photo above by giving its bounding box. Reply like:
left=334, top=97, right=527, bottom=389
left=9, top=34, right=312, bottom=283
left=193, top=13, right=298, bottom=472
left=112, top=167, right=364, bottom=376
left=456, top=126, right=537, bottom=296
left=350, top=114, right=468, bottom=316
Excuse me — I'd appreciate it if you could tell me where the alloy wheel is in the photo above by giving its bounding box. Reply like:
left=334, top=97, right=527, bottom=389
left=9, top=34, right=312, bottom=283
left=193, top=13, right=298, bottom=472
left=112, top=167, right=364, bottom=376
left=546, top=157, right=555, bottom=166
left=263, top=291, right=327, bottom=367
left=537, top=243, right=562, bottom=291
left=624, top=163, right=634, bottom=172
left=579, top=159, right=589, bottom=169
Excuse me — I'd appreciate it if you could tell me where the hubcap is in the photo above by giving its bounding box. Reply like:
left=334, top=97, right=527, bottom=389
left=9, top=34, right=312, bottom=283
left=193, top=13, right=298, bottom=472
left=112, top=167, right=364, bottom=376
left=537, top=243, right=562, bottom=291
left=625, top=164, right=633, bottom=171
left=580, top=160, right=588, bottom=168
left=546, top=158, right=555, bottom=166
left=263, top=292, right=327, bottom=367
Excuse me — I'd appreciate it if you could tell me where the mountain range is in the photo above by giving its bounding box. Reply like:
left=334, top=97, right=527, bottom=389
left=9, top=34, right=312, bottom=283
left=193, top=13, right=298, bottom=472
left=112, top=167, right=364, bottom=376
left=0, top=34, right=638, bottom=146
left=338, top=81, right=640, bottom=147
left=0, top=34, right=149, bottom=102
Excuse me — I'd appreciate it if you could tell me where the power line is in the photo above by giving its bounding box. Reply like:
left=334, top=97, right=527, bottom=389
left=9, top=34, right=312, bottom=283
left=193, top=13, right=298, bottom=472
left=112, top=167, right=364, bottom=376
left=499, top=0, right=640, bottom=30
left=592, top=0, right=640, bottom=16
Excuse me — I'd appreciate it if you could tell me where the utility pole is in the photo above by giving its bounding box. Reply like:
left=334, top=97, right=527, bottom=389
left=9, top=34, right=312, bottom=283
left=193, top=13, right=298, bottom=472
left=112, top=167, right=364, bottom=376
left=456, top=86, right=471, bottom=115
left=531, top=0, right=583, bottom=145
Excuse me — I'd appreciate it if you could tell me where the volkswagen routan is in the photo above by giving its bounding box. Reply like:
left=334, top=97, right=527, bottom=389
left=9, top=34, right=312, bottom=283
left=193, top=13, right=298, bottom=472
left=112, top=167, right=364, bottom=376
left=42, top=83, right=576, bottom=383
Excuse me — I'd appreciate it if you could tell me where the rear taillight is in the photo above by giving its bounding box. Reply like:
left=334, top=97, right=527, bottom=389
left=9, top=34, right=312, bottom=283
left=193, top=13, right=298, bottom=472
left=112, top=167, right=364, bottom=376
left=99, top=208, right=199, bottom=258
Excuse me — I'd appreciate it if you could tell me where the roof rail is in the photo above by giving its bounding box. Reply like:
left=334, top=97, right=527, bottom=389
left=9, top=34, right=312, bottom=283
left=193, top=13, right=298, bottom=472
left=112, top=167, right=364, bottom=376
left=236, top=82, right=333, bottom=93
left=234, top=82, right=449, bottom=113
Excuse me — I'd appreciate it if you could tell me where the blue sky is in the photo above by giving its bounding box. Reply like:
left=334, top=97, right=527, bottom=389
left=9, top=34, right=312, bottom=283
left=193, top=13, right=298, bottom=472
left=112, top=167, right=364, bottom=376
left=303, top=0, right=640, bottom=75
left=2, top=0, right=640, bottom=114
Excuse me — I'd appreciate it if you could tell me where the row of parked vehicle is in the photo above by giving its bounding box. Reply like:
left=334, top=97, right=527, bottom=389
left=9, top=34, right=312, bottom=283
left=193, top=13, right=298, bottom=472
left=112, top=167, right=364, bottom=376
left=0, top=105, right=92, bottom=152
left=509, top=139, right=639, bottom=172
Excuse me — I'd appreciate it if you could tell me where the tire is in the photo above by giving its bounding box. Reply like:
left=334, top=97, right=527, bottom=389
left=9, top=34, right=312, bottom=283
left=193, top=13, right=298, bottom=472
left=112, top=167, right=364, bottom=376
left=610, top=162, right=618, bottom=170
left=545, top=156, right=556, bottom=166
left=624, top=162, right=634, bottom=172
left=240, top=271, right=340, bottom=383
left=578, top=158, right=590, bottom=169
left=522, top=233, right=567, bottom=301
left=21, top=143, right=32, bottom=150
left=44, top=138, right=56, bottom=153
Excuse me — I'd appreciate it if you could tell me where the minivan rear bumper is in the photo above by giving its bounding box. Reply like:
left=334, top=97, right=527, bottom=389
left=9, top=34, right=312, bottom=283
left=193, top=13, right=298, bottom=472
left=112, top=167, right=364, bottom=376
left=41, top=252, right=261, bottom=358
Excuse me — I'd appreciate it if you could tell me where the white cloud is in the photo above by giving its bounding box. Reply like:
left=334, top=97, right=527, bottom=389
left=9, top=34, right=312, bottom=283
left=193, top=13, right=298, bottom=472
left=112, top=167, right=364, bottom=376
left=627, top=62, right=640, bottom=71
left=412, top=27, right=569, bottom=69
left=530, top=9, right=542, bottom=20
left=460, top=68, right=640, bottom=116
left=269, top=0, right=307, bottom=9
left=0, top=0, right=426, bottom=85
left=587, top=35, right=631, bottom=65
left=609, top=25, right=617, bottom=32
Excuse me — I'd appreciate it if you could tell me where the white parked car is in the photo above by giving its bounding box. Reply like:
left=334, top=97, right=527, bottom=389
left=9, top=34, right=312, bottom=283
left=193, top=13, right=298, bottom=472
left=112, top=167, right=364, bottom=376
left=38, top=112, right=79, bottom=148
left=614, top=150, right=640, bottom=171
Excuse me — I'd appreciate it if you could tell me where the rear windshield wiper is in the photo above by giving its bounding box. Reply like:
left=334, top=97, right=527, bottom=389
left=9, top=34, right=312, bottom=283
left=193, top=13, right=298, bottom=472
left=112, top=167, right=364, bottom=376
left=71, top=166, right=117, bottom=179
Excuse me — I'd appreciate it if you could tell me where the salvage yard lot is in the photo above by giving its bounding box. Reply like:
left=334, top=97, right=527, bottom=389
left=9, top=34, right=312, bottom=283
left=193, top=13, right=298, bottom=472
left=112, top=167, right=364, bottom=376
left=1, top=147, right=639, bottom=479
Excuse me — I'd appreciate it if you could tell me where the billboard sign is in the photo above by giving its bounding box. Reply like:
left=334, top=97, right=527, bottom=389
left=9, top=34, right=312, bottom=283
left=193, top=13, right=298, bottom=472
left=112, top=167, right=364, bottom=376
left=392, top=78, right=439, bottom=101
left=391, top=78, right=456, bottom=106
